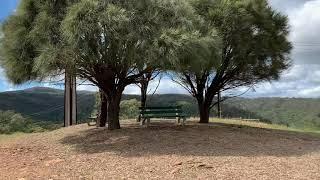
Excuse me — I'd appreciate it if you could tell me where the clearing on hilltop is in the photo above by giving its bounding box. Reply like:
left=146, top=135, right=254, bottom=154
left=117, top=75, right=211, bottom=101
left=1, top=120, right=320, bottom=179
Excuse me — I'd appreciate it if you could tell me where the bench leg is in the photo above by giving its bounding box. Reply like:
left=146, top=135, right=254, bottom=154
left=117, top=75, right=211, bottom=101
left=137, top=115, right=141, bottom=122
left=182, top=117, right=186, bottom=126
left=141, top=118, right=146, bottom=126
left=177, top=117, right=180, bottom=124
left=146, top=118, right=150, bottom=127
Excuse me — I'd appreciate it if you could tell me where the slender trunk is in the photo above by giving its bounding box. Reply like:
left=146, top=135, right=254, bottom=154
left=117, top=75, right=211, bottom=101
left=137, top=81, right=148, bottom=122
left=140, top=81, right=148, bottom=108
left=97, top=90, right=108, bottom=127
left=107, top=90, right=123, bottom=130
left=217, top=91, right=221, bottom=118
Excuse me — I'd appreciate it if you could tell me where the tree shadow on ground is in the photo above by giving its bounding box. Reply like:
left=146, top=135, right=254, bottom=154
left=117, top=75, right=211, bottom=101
left=60, top=121, right=320, bottom=158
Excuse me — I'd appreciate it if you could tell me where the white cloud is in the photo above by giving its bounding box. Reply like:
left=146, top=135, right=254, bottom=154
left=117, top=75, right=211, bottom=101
left=124, top=77, right=187, bottom=95
left=269, top=0, right=307, bottom=12
left=289, top=1, right=320, bottom=43
left=77, top=84, right=98, bottom=92
left=287, top=0, right=320, bottom=65
left=298, top=86, right=320, bottom=97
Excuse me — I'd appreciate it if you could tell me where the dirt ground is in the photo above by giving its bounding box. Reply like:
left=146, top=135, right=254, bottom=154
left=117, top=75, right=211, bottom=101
left=1, top=120, right=320, bottom=180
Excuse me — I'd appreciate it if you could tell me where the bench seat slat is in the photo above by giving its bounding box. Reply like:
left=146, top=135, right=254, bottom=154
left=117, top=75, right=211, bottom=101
left=141, top=114, right=186, bottom=118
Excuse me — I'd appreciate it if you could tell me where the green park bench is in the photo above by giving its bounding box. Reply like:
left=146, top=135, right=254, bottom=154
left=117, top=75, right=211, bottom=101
left=139, top=106, right=187, bottom=126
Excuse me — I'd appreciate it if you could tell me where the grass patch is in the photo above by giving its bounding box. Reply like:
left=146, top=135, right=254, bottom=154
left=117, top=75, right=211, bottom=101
left=0, top=132, right=27, bottom=143
left=210, top=118, right=320, bottom=137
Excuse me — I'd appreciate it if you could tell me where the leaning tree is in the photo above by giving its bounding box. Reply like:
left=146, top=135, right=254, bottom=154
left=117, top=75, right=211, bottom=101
left=1, top=0, right=197, bottom=129
left=161, top=0, right=292, bottom=123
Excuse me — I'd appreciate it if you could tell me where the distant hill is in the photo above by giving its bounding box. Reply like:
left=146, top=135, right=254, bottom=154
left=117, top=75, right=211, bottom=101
left=225, top=98, right=320, bottom=130
left=0, top=87, right=95, bottom=123
left=0, top=87, right=320, bottom=130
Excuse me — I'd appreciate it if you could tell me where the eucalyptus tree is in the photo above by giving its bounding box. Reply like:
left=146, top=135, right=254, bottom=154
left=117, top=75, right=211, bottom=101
left=162, top=0, right=292, bottom=123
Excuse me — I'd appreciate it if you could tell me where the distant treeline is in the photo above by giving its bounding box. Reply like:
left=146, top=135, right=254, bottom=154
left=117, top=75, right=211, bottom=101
left=0, top=88, right=320, bottom=133
left=108, top=94, right=320, bottom=130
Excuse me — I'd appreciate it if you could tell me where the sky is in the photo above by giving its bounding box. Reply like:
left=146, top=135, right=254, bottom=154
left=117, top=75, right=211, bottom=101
left=0, top=0, right=320, bottom=97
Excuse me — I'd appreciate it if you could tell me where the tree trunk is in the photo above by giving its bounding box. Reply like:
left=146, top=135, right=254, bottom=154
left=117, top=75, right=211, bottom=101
left=217, top=91, right=222, bottom=118
left=97, top=90, right=108, bottom=127
left=198, top=102, right=210, bottom=124
left=107, top=90, right=122, bottom=130
left=140, top=81, right=148, bottom=108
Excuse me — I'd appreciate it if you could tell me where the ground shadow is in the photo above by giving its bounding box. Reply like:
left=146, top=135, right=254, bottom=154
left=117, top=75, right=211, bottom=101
left=60, top=121, right=320, bottom=158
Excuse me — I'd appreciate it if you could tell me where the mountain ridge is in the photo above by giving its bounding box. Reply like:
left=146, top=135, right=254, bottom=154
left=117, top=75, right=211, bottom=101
left=0, top=87, right=320, bottom=130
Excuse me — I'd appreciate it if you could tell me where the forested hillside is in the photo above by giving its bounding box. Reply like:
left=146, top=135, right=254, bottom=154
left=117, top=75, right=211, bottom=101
left=225, top=98, right=320, bottom=130
left=0, top=87, right=95, bottom=123
left=0, top=87, right=320, bottom=130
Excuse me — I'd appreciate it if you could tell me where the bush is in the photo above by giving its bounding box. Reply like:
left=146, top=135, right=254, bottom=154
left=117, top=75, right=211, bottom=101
left=120, top=99, right=140, bottom=119
left=0, top=110, right=45, bottom=134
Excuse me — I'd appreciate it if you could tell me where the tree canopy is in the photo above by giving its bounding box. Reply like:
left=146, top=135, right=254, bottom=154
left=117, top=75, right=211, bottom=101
left=0, top=0, right=292, bottom=127
left=0, top=0, right=198, bottom=129
left=162, top=0, right=292, bottom=123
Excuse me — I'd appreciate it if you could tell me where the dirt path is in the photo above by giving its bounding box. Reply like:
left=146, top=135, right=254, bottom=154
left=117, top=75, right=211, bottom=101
left=1, top=121, right=320, bottom=180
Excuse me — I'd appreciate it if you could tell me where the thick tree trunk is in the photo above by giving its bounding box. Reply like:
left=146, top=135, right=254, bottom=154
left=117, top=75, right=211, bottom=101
left=199, top=103, right=210, bottom=123
left=97, top=91, right=108, bottom=127
left=200, top=106, right=210, bottom=123
left=107, top=91, right=122, bottom=130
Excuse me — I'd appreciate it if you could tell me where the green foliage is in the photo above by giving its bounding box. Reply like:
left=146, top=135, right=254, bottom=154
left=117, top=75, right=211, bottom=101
left=162, top=0, right=292, bottom=123
left=0, top=87, right=95, bottom=123
left=226, top=98, right=320, bottom=130
left=0, top=110, right=43, bottom=134
left=120, top=99, right=140, bottom=119
left=176, top=101, right=196, bottom=116
left=93, top=94, right=140, bottom=119
left=58, top=0, right=197, bottom=80
left=0, top=0, right=38, bottom=84
left=0, top=0, right=79, bottom=83
left=208, top=0, right=292, bottom=80
left=1, top=88, right=320, bottom=131
left=0, top=0, right=295, bottom=127
left=0, top=0, right=197, bottom=84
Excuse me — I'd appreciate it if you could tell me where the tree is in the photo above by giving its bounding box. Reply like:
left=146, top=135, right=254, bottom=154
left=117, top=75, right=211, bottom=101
left=137, top=70, right=161, bottom=108
left=1, top=0, right=196, bottom=129
left=162, top=0, right=292, bottom=123
left=60, top=0, right=197, bottom=129
left=0, top=0, right=41, bottom=84
left=120, top=99, right=140, bottom=119
left=93, top=90, right=108, bottom=127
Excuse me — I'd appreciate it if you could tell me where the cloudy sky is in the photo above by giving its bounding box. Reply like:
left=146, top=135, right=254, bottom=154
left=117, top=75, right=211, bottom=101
left=0, top=0, right=320, bottom=97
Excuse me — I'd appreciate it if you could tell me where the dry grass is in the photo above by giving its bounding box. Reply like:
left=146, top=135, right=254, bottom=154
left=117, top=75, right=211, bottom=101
left=1, top=119, right=320, bottom=180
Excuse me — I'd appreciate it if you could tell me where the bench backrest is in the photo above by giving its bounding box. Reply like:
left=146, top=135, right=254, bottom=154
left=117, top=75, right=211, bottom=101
left=139, top=106, right=183, bottom=115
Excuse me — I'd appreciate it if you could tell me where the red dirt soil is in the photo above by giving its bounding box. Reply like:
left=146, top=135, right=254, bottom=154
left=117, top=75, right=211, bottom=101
left=1, top=121, right=320, bottom=179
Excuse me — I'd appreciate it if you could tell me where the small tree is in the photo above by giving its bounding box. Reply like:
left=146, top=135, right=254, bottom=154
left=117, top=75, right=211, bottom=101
left=162, top=0, right=292, bottom=123
left=137, top=70, right=161, bottom=108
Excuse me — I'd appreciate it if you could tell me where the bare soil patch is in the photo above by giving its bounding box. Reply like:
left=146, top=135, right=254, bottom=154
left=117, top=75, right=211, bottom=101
left=1, top=120, right=320, bottom=179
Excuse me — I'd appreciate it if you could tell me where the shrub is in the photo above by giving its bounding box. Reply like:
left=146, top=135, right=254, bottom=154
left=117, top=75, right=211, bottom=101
left=0, top=110, right=45, bottom=134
